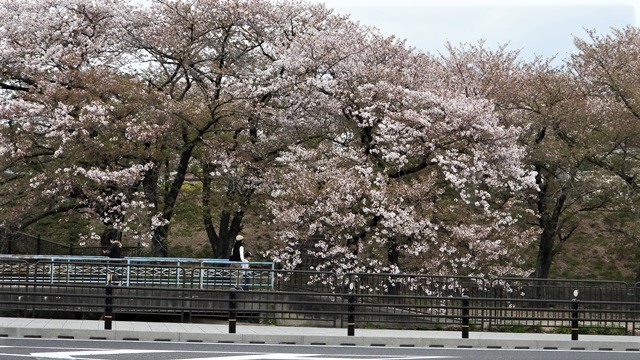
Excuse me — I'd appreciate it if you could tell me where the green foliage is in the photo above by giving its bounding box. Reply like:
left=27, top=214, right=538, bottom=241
left=550, top=231, right=637, bottom=284
left=27, top=213, right=92, bottom=246
left=490, top=324, right=543, bottom=333
left=171, top=182, right=204, bottom=238
left=553, top=326, right=626, bottom=335
left=168, top=242, right=212, bottom=259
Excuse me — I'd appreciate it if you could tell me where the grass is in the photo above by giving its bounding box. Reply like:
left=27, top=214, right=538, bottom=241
left=552, top=326, right=627, bottom=336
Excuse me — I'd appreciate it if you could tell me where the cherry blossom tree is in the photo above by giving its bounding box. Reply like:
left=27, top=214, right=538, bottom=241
left=1, top=0, right=356, bottom=256
left=0, top=0, right=161, bottom=246
left=571, top=27, right=640, bottom=281
left=122, top=0, right=371, bottom=256
left=262, top=32, right=537, bottom=278
left=439, top=34, right=640, bottom=280
left=1, top=0, right=536, bottom=275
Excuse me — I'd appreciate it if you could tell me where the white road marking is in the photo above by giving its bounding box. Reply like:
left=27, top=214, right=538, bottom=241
left=172, top=355, right=457, bottom=360
left=0, top=352, right=34, bottom=358
left=168, top=355, right=315, bottom=360
left=24, top=347, right=458, bottom=360
left=30, top=349, right=173, bottom=359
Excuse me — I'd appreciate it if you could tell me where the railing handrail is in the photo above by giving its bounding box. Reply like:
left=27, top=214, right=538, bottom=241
left=0, top=254, right=274, bottom=266
left=0, top=255, right=636, bottom=303
left=0, top=255, right=276, bottom=289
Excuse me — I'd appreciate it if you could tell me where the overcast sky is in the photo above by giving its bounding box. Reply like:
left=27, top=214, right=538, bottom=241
left=310, top=0, right=638, bottom=62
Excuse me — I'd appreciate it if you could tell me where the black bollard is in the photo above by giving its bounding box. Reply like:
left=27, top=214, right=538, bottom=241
left=571, top=298, right=579, bottom=341
left=347, top=295, right=355, bottom=336
left=229, top=290, right=237, bottom=334
left=461, top=297, right=470, bottom=339
left=104, top=284, right=113, bottom=330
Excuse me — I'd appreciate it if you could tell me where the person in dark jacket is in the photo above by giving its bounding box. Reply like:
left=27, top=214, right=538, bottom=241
left=229, top=235, right=246, bottom=262
left=103, top=238, right=123, bottom=284
left=103, top=239, right=122, bottom=259
left=230, top=235, right=251, bottom=289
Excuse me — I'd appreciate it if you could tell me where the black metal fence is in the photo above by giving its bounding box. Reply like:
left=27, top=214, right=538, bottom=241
left=0, top=228, right=143, bottom=257
left=1, top=257, right=639, bottom=337
left=0, top=228, right=144, bottom=256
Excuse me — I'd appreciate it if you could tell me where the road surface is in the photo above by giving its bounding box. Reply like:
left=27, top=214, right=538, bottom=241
left=1, top=338, right=638, bottom=360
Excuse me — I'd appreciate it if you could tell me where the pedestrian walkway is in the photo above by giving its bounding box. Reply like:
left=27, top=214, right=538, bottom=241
left=1, top=317, right=639, bottom=351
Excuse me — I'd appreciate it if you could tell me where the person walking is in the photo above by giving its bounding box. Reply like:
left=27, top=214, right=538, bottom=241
left=230, top=235, right=251, bottom=289
left=229, top=235, right=246, bottom=262
left=103, top=238, right=122, bottom=259
left=103, top=238, right=123, bottom=284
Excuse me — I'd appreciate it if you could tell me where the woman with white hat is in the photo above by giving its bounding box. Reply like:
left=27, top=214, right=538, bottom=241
left=230, top=235, right=246, bottom=262
left=230, top=235, right=250, bottom=289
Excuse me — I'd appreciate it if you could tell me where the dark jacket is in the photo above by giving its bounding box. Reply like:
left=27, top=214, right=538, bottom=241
left=229, top=241, right=243, bottom=261
left=105, top=241, right=122, bottom=259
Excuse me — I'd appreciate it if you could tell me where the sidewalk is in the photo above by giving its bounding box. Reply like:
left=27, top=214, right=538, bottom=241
left=1, top=317, right=639, bottom=351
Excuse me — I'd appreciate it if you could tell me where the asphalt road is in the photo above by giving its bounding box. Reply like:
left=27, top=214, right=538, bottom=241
left=1, top=338, right=638, bottom=360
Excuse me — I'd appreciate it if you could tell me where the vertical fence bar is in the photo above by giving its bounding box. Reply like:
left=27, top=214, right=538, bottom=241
left=125, top=260, right=131, bottom=287
left=49, top=259, right=54, bottom=284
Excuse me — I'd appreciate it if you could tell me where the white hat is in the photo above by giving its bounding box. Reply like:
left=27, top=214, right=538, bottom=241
left=235, top=235, right=244, bottom=241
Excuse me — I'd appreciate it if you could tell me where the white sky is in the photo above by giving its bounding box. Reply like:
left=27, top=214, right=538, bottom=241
left=310, top=0, right=639, bottom=62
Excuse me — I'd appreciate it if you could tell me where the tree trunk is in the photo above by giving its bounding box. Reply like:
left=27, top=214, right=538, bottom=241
left=533, top=193, right=567, bottom=279
left=142, top=163, right=166, bottom=257
left=532, top=163, right=568, bottom=279
left=386, top=238, right=400, bottom=295
left=387, top=239, right=399, bottom=267
left=206, top=209, right=244, bottom=258
left=202, top=164, right=245, bottom=258
left=151, top=225, right=169, bottom=257
left=534, top=229, right=555, bottom=279
left=144, top=144, right=196, bottom=257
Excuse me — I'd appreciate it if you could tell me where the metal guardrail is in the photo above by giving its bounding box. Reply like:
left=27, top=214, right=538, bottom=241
left=1, top=256, right=639, bottom=337
left=0, top=280, right=638, bottom=337
left=0, top=229, right=143, bottom=257
left=0, top=255, right=275, bottom=289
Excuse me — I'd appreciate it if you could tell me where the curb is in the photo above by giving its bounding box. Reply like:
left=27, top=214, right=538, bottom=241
left=2, top=327, right=640, bottom=351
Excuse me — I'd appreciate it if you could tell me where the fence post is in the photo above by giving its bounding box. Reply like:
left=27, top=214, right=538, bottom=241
left=461, top=296, right=470, bottom=339
left=229, top=290, right=237, bottom=334
left=571, top=290, right=579, bottom=341
left=36, top=235, right=42, bottom=255
left=105, top=283, right=113, bottom=330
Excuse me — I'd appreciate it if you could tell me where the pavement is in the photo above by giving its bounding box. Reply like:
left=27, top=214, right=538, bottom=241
left=1, top=317, right=639, bottom=351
